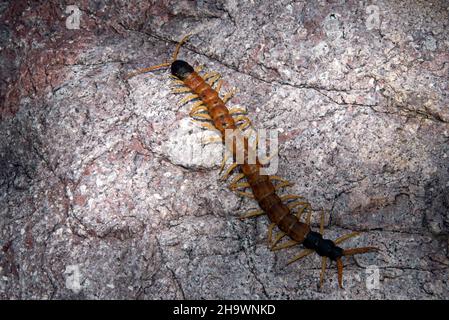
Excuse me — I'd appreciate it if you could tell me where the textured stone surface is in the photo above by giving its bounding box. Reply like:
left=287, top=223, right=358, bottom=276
left=1, top=0, right=448, bottom=299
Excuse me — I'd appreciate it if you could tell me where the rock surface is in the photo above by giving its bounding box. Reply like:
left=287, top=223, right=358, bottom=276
left=1, top=0, right=448, bottom=299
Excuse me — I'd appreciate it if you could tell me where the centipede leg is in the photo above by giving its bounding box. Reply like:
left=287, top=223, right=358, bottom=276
left=229, top=173, right=245, bottom=186
left=287, top=249, right=314, bottom=265
left=320, top=257, right=327, bottom=288
left=267, top=223, right=276, bottom=245
left=287, top=201, right=310, bottom=211
left=172, top=87, right=191, bottom=94
left=259, top=149, right=279, bottom=165
left=271, top=240, right=298, bottom=251
left=239, top=209, right=265, bottom=220
left=306, top=210, right=313, bottom=225
left=280, top=194, right=303, bottom=202
left=223, top=88, right=237, bottom=103
left=170, top=79, right=185, bottom=86
left=189, top=101, right=208, bottom=115
left=229, top=181, right=250, bottom=191
left=235, top=191, right=255, bottom=198
left=274, top=181, right=294, bottom=190
left=220, top=162, right=239, bottom=181
left=191, top=113, right=212, bottom=120
left=229, top=107, right=247, bottom=115
left=202, top=135, right=222, bottom=145
left=234, top=116, right=252, bottom=131
left=270, top=231, right=287, bottom=249
left=203, top=71, right=219, bottom=81
left=194, top=65, right=204, bottom=73
left=219, top=151, right=232, bottom=175
left=215, top=80, right=223, bottom=93
left=192, top=120, right=219, bottom=131
left=207, top=73, right=221, bottom=86
left=178, top=94, right=199, bottom=106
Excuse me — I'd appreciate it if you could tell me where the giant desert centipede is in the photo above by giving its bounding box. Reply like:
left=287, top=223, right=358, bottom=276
left=127, top=35, right=379, bottom=288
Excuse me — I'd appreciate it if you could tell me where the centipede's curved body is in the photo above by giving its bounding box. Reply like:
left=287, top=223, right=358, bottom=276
left=128, top=36, right=378, bottom=288
left=172, top=60, right=342, bottom=259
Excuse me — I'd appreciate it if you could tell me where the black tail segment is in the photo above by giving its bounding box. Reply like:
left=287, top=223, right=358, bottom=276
left=171, top=60, right=194, bottom=80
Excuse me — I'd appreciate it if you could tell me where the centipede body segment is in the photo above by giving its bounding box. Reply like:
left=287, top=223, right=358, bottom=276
left=127, top=35, right=378, bottom=289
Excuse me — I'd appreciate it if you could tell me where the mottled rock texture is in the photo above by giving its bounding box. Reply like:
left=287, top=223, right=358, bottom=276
left=1, top=0, right=448, bottom=299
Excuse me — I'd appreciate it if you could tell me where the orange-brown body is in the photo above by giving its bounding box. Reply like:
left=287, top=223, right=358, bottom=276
left=183, top=71, right=311, bottom=243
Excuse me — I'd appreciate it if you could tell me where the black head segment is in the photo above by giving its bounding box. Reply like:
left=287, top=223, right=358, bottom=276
left=303, top=231, right=343, bottom=260
left=171, top=60, right=194, bottom=80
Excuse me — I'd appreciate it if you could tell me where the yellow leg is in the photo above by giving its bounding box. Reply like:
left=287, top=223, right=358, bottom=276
left=269, top=175, right=289, bottom=183
left=192, top=120, right=218, bottom=131
left=219, top=151, right=231, bottom=175
left=189, top=101, right=208, bottom=115
left=287, top=249, right=314, bottom=265
left=235, top=191, right=254, bottom=198
left=280, top=194, right=303, bottom=202
left=220, top=162, right=238, bottom=181
left=194, top=65, right=204, bottom=73
left=238, top=121, right=252, bottom=131
left=295, top=204, right=309, bottom=222
left=334, top=232, right=360, bottom=245
left=171, top=79, right=185, bottom=86
left=201, top=135, right=222, bottom=145
left=287, top=201, right=310, bottom=210
left=271, top=231, right=286, bottom=249
left=215, top=80, right=223, bottom=93
left=233, top=115, right=252, bottom=127
left=207, top=74, right=221, bottom=86
left=239, top=209, right=265, bottom=220
left=230, top=181, right=250, bottom=190
left=203, top=72, right=218, bottom=81
left=306, top=210, right=313, bottom=225
left=274, top=181, right=293, bottom=190
left=259, top=149, right=279, bottom=165
left=271, top=239, right=298, bottom=251
left=172, top=87, right=191, bottom=94
left=229, top=173, right=245, bottom=186
left=191, top=113, right=212, bottom=120
left=267, top=223, right=276, bottom=245
left=319, top=211, right=325, bottom=235
left=223, top=88, right=237, bottom=103
left=319, top=257, right=327, bottom=288
left=229, top=107, right=247, bottom=115
left=178, top=94, right=199, bottom=106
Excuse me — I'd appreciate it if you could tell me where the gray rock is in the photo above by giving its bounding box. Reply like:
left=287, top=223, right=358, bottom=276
left=1, top=0, right=448, bottom=299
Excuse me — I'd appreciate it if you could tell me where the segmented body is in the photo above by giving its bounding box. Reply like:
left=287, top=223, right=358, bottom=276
left=179, top=64, right=311, bottom=244
left=127, top=36, right=378, bottom=288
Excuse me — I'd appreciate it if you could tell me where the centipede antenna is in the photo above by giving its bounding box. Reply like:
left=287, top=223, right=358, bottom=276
left=126, top=34, right=193, bottom=80
left=125, top=62, right=171, bottom=79
left=172, top=33, right=193, bottom=61
left=343, top=247, right=379, bottom=256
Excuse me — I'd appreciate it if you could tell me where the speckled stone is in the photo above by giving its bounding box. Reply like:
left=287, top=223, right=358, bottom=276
left=0, top=0, right=448, bottom=299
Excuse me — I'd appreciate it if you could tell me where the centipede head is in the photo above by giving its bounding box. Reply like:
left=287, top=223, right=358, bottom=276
left=171, top=60, right=194, bottom=80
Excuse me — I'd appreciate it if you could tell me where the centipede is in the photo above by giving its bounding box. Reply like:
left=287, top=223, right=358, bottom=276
left=126, top=35, right=379, bottom=288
